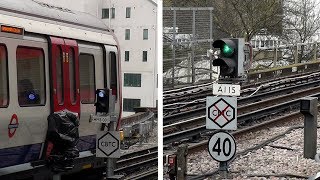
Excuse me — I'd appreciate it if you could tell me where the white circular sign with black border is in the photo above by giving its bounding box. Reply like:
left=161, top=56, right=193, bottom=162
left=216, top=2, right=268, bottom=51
left=208, top=131, right=236, bottom=162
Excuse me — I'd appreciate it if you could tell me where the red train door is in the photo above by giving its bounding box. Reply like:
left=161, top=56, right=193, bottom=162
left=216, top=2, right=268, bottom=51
left=49, top=37, right=80, bottom=115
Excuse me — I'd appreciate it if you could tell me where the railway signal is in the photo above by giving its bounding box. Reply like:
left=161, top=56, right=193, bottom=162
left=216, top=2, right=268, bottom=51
left=95, top=89, right=109, bottom=113
left=212, top=38, right=245, bottom=78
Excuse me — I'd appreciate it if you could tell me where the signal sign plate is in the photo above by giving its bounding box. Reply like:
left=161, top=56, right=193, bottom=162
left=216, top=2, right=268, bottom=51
left=90, top=115, right=111, bottom=123
left=96, top=131, right=120, bottom=158
left=208, top=131, right=236, bottom=162
left=206, top=96, right=237, bottom=130
left=212, top=83, right=240, bottom=96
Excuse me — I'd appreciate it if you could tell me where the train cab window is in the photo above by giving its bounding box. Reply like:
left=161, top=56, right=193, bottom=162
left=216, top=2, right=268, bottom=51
left=56, top=47, right=64, bottom=105
left=110, top=52, right=118, bottom=99
left=0, top=45, right=8, bottom=107
left=79, top=54, right=95, bottom=104
left=16, top=47, right=45, bottom=106
left=69, top=48, right=76, bottom=104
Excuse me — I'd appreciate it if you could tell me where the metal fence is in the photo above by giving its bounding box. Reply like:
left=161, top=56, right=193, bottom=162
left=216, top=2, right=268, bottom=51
left=251, top=42, right=320, bottom=70
left=163, top=7, right=215, bottom=88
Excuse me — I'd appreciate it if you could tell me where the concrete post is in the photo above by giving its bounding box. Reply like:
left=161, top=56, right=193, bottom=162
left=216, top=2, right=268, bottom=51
left=187, top=53, right=191, bottom=83
left=209, top=9, right=213, bottom=81
left=273, top=45, right=278, bottom=67
left=191, top=10, right=196, bottom=84
left=300, top=97, right=318, bottom=159
left=295, top=44, right=299, bottom=64
left=314, top=43, right=317, bottom=61
left=172, top=9, right=176, bottom=87
left=176, top=144, right=188, bottom=180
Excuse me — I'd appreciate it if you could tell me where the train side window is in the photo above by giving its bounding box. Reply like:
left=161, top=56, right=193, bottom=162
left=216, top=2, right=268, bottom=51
left=16, top=46, right=45, bottom=106
left=110, top=52, right=118, bottom=99
left=0, top=45, right=8, bottom=107
left=56, top=46, right=64, bottom=105
left=69, top=48, right=76, bottom=104
left=79, top=54, right=95, bottom=104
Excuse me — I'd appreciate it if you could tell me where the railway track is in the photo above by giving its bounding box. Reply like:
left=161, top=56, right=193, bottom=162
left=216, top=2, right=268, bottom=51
left=163, top=89, right=320, bottom=145
left=163, top=69, right=320, bottom=105
left=164, top=74, right=320, bottom=125
left=163, top=71, right=320, bottom=115
left=115, top=146, right=158, bottom=179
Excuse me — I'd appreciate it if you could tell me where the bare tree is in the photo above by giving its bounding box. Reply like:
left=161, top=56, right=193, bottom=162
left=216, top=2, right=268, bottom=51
left=213, top=0, right=283, bottom=41
left=282, top=0, right=320, bottom=62
left=283, top=0, right=320, bottom=43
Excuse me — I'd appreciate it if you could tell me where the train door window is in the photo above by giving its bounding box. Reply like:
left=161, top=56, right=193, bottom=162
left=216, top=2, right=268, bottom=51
left=143, top=29, right=148, bottom=40
left=16, top=47, right=45, bottom=106
left=125, top=29, right=130, bottom=40
left=143, top=51, right=148, bottom=62
left=79, top=54, right=95, bottom=104
left=125, top=51, right=129, bottom=62
left=123, top=98, right=140, bottom=112
left=111, top=8, right=115, bottom=19
left=0, top=45, right=8, bottom=107
left=126, top=7, right=131, bottom=18
left=56, top=46, right=64, bottom=105
left=110, top=52, right=118, bottom=98
left=69, top=48, right=77, bottom=104
left=102, top=8, right=109, bottom=19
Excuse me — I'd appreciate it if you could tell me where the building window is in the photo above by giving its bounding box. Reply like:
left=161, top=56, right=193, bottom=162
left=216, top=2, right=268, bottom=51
left=125, top=51, right=129, bottom=62
left=102, top=8, right=109, bottom=19
left=123, top=98, right=140, bottom=112
left=126, top=7, right=131, bottom=18
left=111, top=8, right=115, bottom=19
left=79, top=54, right=96, bottom=104
left=16, top=47, right=45, bottom=106
left=0, top=45, right=8, bottom=107
left=125, top=29, right=130, bottom=40
left=124, top=73, right=141, bottom=87
left=143, top=29, right=148, bottom=40
left=143, top=51, right=148, bottom=62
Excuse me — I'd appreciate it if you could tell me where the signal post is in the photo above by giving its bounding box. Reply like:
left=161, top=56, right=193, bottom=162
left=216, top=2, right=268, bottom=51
left=206, top=38, right=246, bottom=177
left=90, top=89, right=122, bottom=180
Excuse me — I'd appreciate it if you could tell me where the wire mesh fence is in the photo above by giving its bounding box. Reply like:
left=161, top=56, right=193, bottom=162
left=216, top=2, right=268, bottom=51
left=163, top=7, right=215, bottom=88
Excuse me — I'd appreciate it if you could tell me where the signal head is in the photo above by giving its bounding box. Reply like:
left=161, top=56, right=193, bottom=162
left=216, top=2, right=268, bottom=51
left=212, top=38, right=243, bottom=78
left=95, top=89, right=109, bottom=113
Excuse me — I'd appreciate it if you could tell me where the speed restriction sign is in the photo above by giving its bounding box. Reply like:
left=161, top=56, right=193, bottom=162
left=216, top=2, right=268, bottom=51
left=208, top=131, right=236, bottom=162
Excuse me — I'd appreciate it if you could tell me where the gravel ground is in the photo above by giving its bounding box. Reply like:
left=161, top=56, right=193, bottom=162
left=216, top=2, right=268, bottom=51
left=187, top=116, right=320, bottom=179
left=121, top=119, right=158, bottom=154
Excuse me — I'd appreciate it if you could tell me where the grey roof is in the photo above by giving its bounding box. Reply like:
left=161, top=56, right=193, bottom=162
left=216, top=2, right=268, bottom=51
left=0, top=0, right=109, bottom=32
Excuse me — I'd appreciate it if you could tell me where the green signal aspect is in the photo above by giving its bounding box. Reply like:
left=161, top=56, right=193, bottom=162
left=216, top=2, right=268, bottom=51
left=222, top=44, right=234, bottom=56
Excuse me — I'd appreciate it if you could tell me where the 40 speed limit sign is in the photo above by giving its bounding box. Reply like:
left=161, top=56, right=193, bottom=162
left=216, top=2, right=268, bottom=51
left=208, top=131, right=236, bottom=162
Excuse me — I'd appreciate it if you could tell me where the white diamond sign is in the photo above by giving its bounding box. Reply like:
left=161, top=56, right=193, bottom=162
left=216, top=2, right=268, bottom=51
left=206, top=96, right=237, bottom=130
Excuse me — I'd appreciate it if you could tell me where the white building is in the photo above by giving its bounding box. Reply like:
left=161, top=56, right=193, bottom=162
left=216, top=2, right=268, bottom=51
left=99, top=0, right=158, bottom=116
left=38, top=0, right=158, bottom=117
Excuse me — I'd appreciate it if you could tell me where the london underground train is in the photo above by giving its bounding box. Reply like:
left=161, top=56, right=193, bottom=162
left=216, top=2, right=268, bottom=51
left=0, top=0, right=121, bottom=178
